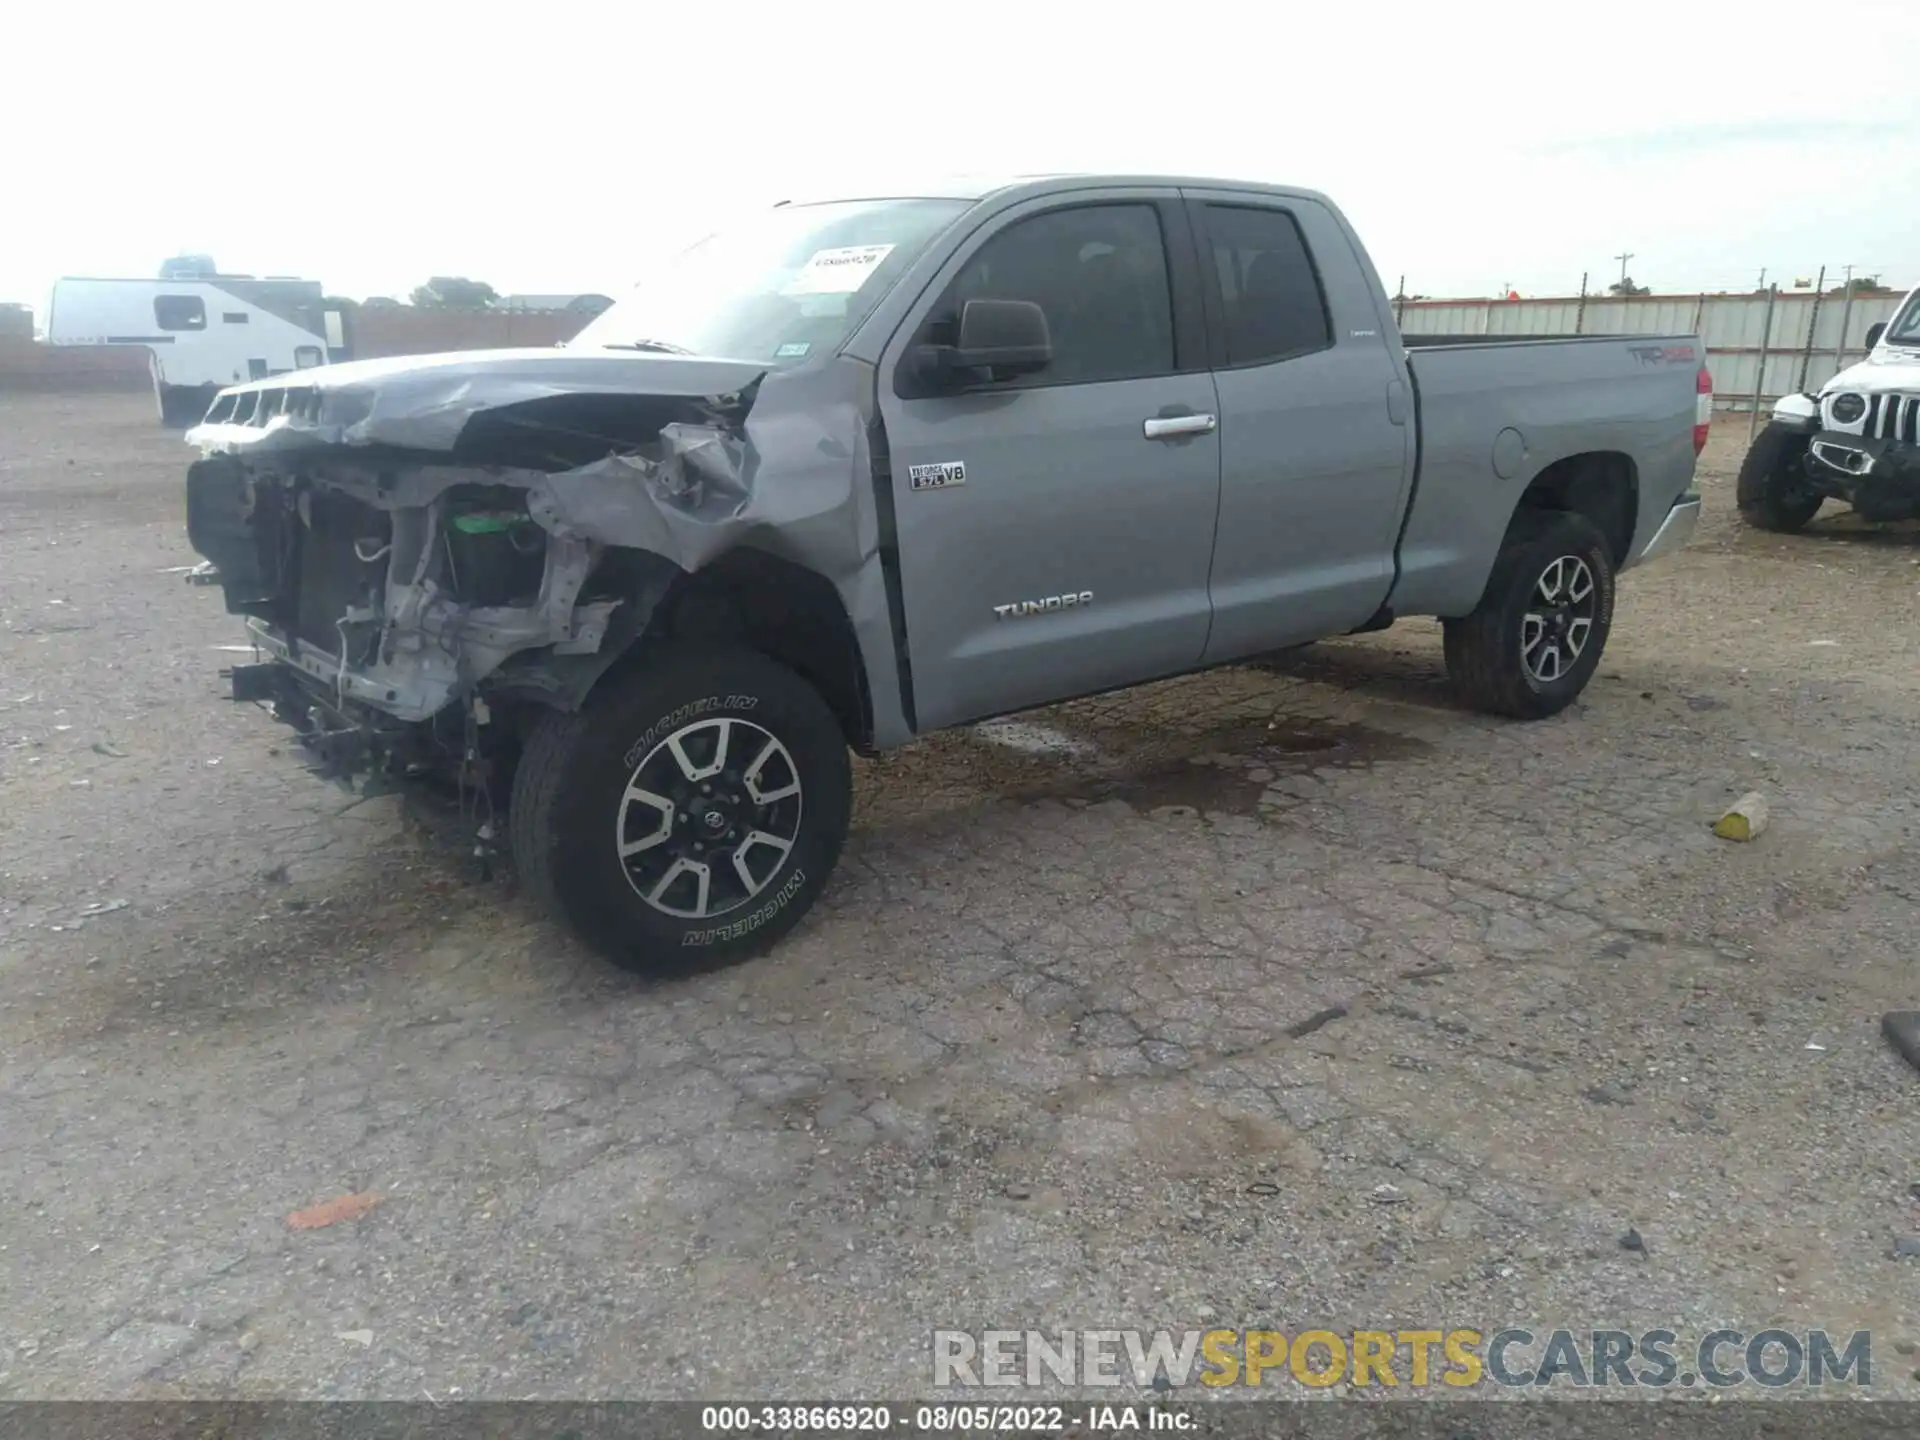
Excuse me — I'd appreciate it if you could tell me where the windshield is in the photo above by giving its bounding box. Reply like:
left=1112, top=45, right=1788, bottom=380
left=1885, top=291, right=1920, bottom=347
left=568, top=198, right=971, bottom=365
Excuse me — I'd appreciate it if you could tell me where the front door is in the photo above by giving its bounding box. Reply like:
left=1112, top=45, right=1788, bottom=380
left=875, top=193, right=1222, bottom=731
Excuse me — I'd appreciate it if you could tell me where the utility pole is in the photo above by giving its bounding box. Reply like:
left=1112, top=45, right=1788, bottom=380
left=1614, top=251, right=1634, bottom=288
left=1749, top=283, right=1778, bottom=443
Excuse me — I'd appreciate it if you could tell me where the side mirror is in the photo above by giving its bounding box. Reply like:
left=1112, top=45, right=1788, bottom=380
left=1865, top=321, right=1887, bottom=350
left=909, top=298, right=1053, bottom=390
left=954, top=298, right=1052, bottom=373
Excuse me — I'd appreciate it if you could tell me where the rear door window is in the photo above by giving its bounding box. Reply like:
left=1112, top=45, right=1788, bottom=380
left=1200, top=205, right=1331, bottom=367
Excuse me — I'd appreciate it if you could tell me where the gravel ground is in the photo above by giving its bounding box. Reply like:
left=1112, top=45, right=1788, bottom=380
left=2, top=392, right=1918, bottom=1404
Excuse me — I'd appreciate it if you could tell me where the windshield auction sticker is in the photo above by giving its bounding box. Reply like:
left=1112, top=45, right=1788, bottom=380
left=782, top=244, right=896, bottom=296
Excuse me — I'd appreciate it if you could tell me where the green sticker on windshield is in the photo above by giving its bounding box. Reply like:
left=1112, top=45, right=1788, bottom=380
left=774, top=341, right=811, bottom=358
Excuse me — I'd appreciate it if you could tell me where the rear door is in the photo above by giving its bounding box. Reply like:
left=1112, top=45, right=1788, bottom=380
left=1184, top=191, right=1413, bottom=661
left=874, top=190, right=1222, bottom=730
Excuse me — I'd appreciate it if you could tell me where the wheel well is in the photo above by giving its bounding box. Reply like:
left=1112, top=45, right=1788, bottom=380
left=1513, top=452, right=1638, bottom=565
left=641, top=550, right=873, bottom=752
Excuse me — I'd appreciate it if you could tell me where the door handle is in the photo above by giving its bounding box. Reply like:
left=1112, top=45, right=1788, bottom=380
left=1143, top=413, right=1217, bottom=440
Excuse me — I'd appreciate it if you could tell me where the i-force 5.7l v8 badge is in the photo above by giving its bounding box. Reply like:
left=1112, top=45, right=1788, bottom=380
left=908, top=461, right=966, bottom=491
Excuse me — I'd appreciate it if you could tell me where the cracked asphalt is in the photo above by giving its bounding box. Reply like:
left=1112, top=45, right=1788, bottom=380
left=2, top=392, right=1919, bottom=1403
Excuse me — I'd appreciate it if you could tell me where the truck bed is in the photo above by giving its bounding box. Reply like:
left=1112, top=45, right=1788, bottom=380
left=1387, top=331, right=1704, bottom=618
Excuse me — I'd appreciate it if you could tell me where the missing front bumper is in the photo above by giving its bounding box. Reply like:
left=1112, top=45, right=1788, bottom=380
left=242, top=616, right=438, bottom=721
left=223, top=651, right=445, bottom=788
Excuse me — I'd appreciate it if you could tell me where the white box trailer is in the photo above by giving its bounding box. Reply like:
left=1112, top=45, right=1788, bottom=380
left=45, top=275, right=352, bottom=425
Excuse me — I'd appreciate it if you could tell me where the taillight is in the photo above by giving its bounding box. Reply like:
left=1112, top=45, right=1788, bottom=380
left=1694, top=365, right=1713, bottom=455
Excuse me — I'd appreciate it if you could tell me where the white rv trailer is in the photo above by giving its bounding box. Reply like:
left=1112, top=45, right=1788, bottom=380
left=44, top=275, right=352, bottom=425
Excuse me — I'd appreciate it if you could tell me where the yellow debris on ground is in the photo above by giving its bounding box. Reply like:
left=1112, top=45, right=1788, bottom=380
left=1713, top=791, right=1770, bottom=841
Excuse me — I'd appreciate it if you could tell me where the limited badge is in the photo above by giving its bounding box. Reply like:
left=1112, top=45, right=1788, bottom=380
left=908, top=461, right=966, bottom=491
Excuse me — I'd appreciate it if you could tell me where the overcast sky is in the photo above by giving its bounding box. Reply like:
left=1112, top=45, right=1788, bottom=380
left=4, top=0, right=1917, bottom=312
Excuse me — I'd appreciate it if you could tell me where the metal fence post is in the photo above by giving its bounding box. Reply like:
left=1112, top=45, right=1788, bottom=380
left=1574, top=273, right=1587, bottom=334
left=1395, top=275, right=1405, bottom=329
left=1833, top=277, right=1857, bottom=380
left=1749, top=284, right=1778, bottom=443
left=1693, top=293, right=1708, bottom=395
left=1797, top=265, right=1826, bottom=392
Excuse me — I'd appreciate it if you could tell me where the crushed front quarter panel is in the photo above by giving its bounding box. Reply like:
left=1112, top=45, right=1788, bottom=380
left=185, top=349, right=906, bottom=740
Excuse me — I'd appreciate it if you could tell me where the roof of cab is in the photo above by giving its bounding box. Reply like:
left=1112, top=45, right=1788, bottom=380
left=775, top=173, right=1331, bottom=208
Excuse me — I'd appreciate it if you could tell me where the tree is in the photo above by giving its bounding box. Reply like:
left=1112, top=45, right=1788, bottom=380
left=409, top=277, right=499, bottom=309
left=362, top=296, right=403, bottom=309
left=1608, top=275, right=1651, bottom=297
left=322, top=295, right=359, bottom=311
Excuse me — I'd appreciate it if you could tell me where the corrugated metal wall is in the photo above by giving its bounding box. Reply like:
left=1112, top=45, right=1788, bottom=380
left=346, top=307, right=589, bottom=359
left=1396, top=290, right=1908, bottom=411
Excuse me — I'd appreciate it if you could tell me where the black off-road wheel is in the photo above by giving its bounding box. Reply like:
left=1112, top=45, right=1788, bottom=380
left=1444, top=509, right=1616, bottom=720
left=1736, top=423, right=1823, bottom=533
left=509, top=645, right=852, bottom=976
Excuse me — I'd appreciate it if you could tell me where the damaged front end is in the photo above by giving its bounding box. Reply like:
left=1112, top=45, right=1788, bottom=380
left=181, top=347, right=850, bottom=789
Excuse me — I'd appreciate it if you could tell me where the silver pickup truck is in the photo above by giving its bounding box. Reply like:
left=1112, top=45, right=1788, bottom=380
left=182, top=173, right=1709, bottom=973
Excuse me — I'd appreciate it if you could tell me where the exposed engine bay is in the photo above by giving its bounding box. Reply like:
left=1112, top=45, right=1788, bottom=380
left=181, top=348, right=887, bottom=788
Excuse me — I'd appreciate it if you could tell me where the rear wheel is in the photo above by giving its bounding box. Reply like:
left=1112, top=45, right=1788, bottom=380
left=1736, top=423, right=1823, bottom=533
left=509, top=645, right=852, bottom=976
left=1444, top=509, right=1615, bottom=720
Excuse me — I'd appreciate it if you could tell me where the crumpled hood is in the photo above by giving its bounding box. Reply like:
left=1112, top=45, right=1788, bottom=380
left=1822, top=346, right=1920, bottom=398
left=193, top=346, right=770, bottom=453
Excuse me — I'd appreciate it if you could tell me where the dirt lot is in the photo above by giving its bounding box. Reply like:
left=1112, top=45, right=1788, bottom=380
left=2, top=392, right=1918, bottom=1403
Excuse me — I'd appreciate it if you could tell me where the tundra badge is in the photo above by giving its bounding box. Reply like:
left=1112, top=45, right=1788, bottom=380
left=994, top=592, right=1093, bottom=620
left=908, top=461, right=966, bottom=491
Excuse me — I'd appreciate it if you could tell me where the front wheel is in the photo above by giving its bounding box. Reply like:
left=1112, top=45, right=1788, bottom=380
left=508, top=645, right=852, bottom=975
left=1736, top=423, right=1823, bottom=533
left=1444, top=509, right=1616, bottom=720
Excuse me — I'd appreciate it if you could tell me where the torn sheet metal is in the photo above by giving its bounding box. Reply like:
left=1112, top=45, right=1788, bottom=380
left=183, top=347, right=896, bottom=732
left=528, top=423, right=759, bottom=572
left=529, top=405, right=869, bottom=575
